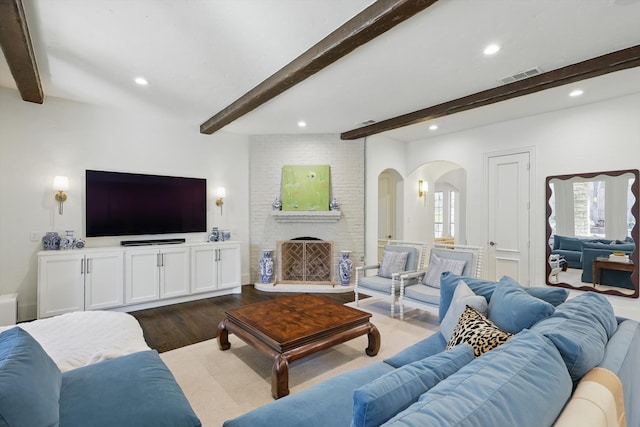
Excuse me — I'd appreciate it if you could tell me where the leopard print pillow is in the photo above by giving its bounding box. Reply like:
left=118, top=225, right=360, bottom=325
left=446, top=305, right=513, bottom=357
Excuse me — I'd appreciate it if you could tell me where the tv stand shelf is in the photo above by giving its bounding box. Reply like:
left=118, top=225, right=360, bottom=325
left=37, top=241, right=241, bottom=318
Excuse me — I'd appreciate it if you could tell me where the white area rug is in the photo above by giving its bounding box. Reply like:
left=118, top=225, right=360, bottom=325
left=161, top=300, right=439, bottom=427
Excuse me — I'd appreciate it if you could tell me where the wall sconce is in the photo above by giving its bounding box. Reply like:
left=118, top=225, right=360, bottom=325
left=53, top=176, right=69, bottom=215
left=215, top=187, right=226, bottom=214
left=418, top=180, right=427, bottom=197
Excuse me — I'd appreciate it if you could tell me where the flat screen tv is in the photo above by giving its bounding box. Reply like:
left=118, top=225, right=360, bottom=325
left=85, top=170, right=207, bottom=237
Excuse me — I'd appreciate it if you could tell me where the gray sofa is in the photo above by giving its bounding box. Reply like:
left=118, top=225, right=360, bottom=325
left=223, top=272, right=640, bottom=427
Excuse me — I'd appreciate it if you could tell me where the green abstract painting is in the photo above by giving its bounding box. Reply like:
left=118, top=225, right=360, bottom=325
left=281, top=165, right=330, bottom=211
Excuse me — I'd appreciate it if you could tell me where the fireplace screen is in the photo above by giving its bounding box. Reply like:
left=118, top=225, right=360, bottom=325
left=277, top=240, right=334, bottom=284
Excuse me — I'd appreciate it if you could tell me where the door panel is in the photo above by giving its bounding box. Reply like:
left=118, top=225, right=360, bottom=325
left=487, top=151, right=531, bottom=283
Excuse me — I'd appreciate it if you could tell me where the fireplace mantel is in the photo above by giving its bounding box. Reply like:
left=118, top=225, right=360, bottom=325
left=271, top=211, right=341, bottom=223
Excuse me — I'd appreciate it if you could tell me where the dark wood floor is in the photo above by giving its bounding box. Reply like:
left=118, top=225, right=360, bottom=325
left=130, top=285, right=362, bottom=353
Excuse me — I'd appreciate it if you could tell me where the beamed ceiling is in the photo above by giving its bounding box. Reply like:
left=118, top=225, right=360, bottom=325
left=1, top=0, right=640, bottom=142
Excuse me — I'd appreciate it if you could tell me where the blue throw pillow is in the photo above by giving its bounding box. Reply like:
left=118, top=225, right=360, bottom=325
left=352, top=344, right=473, bottom=427
left=440, top=273, right=568, bottom=323
left=0, top=327, right=62, bottom=427
left=487, top=276, right=555, bottom=334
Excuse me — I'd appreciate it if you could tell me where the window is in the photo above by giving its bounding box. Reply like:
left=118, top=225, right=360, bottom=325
left=449, top=191, right=456, bottom=237
left=434, top=189, right=457, bottom=239
left=434, top=191, right=444, bottom=237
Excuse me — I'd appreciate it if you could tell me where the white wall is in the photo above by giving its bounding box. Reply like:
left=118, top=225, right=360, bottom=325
left=366, top=92, right=640, bottom=319
left=0, top=88, right=251, bottom=320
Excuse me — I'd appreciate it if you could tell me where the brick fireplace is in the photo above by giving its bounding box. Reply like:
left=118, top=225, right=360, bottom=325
left=277, top=239, right=334, bottom=284
left=249, top=134, right=365, bottom=286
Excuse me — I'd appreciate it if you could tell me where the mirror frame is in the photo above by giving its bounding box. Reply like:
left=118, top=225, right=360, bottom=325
left=545, top=169, right=639, bottom=298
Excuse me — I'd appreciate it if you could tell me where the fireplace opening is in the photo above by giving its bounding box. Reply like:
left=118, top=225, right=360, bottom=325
left=277, top=238, right=334, bottom=285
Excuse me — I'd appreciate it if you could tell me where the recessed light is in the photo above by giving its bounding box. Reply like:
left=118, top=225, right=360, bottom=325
left=134, top=77, right=149, bottom=86
left=429, top=124, right=438, bottom=131
left=483, top=44, right=501, bottom=55
left=297, top=121, right=307, bottom=128
left=569, top=89, right=584, bottom=97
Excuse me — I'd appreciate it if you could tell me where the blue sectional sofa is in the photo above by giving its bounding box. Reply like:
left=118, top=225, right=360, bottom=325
left=552, top=234, right=635, bottom=287
left=223, top=273, right=640, bottom=427
left=0, top=323, right=201, bottom=427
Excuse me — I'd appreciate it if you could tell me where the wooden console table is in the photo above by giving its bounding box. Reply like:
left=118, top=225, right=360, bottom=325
left=217, top=294, right=380, bottom=399
left=592, top=257, right=635, bottom=287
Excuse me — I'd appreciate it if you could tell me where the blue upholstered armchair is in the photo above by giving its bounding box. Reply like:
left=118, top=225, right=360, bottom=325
left=398, top=244, right=484, bottom=321
left=354, top=240, right=427, bottom=318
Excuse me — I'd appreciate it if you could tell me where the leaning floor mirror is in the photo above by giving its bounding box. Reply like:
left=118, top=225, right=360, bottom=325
left=546, top=169, right=639, bottom=298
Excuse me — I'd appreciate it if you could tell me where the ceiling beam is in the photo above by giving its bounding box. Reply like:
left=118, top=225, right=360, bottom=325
left=200, top=0, right=438, bottom=135
left=0, top=0, right=43, bottom=103
left=341, top=44, right=640, bottom=140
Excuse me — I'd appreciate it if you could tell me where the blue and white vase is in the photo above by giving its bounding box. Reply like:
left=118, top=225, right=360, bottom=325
left=329, top=197, right=340, bottom=211
left=259, top=250, right=274, bottom=284
left=42, top=232, right=60, bottom=250
left=272, top=197, right=282, bottom=211
left=338, top=250, right=353, bottom=285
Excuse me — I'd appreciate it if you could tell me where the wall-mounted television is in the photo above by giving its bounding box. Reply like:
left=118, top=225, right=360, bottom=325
left=85, top=170, right=207, bottom=237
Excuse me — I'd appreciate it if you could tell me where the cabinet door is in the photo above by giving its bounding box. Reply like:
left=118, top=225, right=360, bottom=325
left=191, top=246, right=216, bottom=293
left=217, top=244, right=241, bottom=289
left=85, top=252, right=124, bottom=310
left=38, top=254, right=85, bottom=318
left=160, top=247, right=190, bottom=298
left=125, top=249, right=160, bottom=304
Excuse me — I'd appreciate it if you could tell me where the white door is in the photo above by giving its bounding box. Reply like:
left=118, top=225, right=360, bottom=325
left=487, top=151, right=531, bottom=284
left=85, top=251, right=124, bottom=310
left=160, top=247, right=190, bottom=298
left=378, top=171, right=396, bottom=261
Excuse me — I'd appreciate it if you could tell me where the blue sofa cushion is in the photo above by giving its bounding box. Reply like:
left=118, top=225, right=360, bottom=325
left=60, top=350, right=201, bottom=427
left=487, top=276, right=555, bottom=334
left=383, top=333, right=447, bottom=368
left=0, top=327, right=62, bottom=427
left=382, top=330, right=573, bottom=427
left=224, top=362, right=394, bottom=427
left=581, top=241, right=635, bottom=252
left=351, top=344, right=473, bottom=427
left=530, top=292, right=617, bottom=383
left=439, top=272, right=568, bottom=322
left=403, top=283, right=440, bottom=305
left=555, top=234, right=584, bottom=252
left=446, top=306, right=513, bottom=357
left=358, top=275, right=398, bottom=294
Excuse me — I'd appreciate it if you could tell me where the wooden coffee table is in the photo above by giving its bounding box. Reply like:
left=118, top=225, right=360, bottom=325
left=592, top=256, right=634, bottom=286
left=216, top=294, right=380, bottom=399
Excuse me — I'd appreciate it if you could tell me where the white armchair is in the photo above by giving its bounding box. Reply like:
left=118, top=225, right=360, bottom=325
left=398, top=243, right=483, bottom=321
left=354, top=240, right=427, bottom=318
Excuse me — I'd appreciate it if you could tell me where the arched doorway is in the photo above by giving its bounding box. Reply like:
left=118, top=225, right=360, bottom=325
left=408, top=161, right=466, bottom=246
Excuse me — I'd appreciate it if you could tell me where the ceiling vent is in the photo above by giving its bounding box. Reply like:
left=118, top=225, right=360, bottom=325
left=359, top=119, right=376, bottom=126
left=498, top=67, right=543, bottom=85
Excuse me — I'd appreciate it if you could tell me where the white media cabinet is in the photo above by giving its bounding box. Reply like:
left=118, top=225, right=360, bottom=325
left=37, top=241, right=241, bottom=319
